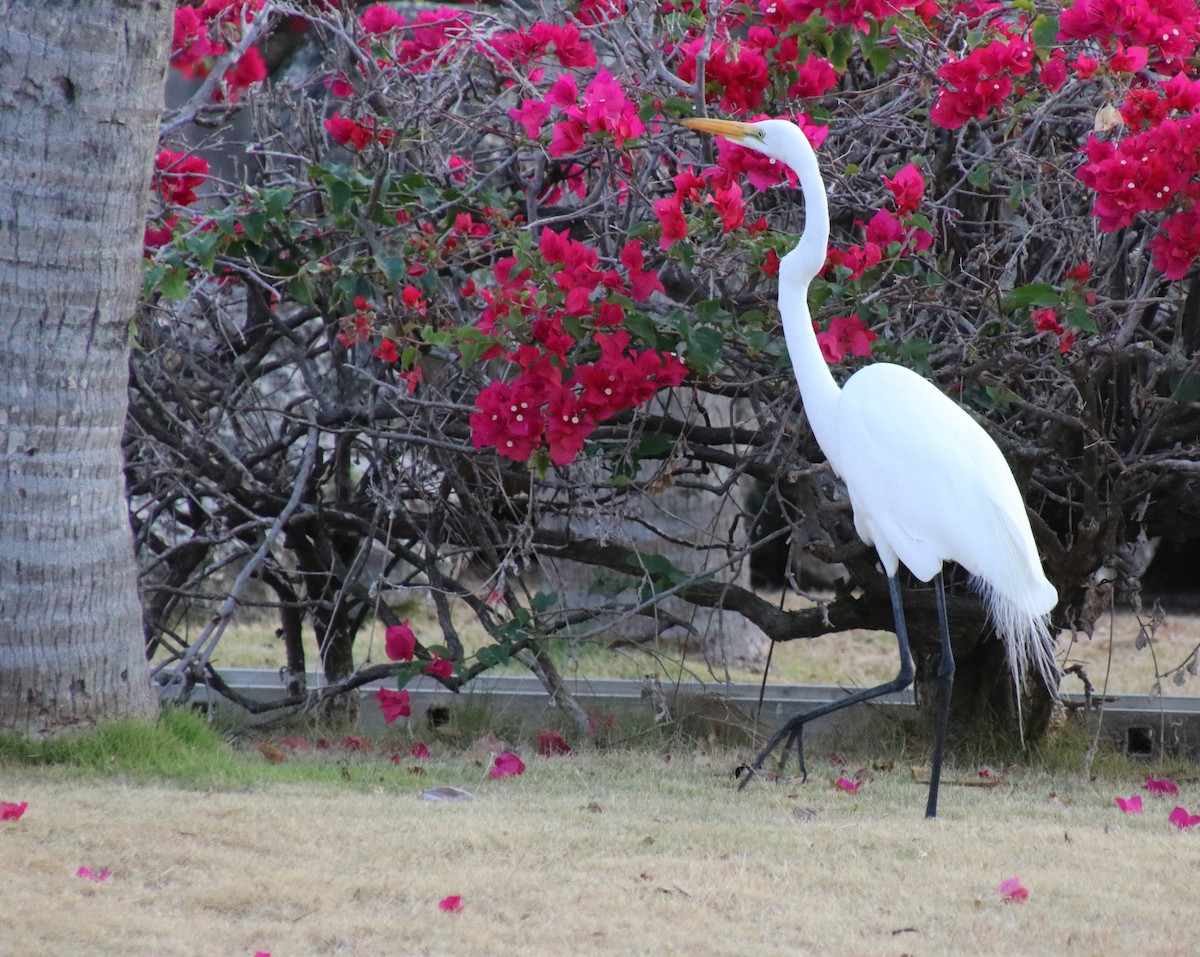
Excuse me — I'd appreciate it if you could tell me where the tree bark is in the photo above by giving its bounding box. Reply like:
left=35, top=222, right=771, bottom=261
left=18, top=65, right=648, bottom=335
left=0, top=1, right=171, bottom=736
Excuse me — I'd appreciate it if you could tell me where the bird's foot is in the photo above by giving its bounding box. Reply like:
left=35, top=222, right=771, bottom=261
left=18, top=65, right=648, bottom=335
left=736, top=718, right=809, bottom=790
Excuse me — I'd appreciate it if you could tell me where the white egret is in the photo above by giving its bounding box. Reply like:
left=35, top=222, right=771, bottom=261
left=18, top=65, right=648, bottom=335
left=682, top=117, right=1058, bottom=818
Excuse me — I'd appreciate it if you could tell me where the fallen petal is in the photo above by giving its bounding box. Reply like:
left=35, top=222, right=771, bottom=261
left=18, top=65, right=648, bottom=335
left=76, top=866, right=111, bottom=883
left=1115, top=795, right=1143, bottom=814
left=997, top=876, right=1029, bottom=903
left=0, top=801, right=28, bottom=821
left=439, top=895, right=464, bottom=912
left=834, top=777, right=862, bottom=793
left=491, top=752, right=526, bottom=779
left=1169, top=806, right=1200, bottom=829
left=1144, top=776, right=1179, bottom=795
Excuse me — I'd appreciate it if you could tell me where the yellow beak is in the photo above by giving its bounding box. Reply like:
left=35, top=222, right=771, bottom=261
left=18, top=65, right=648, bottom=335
left=681, top=117, right=758, bottom=140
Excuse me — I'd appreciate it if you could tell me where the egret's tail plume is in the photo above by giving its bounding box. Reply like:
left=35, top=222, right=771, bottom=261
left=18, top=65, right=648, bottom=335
left=972, top=576, right=1060, bottom=740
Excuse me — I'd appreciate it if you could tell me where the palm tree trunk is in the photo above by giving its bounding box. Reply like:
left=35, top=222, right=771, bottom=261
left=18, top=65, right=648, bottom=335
left=0, top=1, right=171, bottom=736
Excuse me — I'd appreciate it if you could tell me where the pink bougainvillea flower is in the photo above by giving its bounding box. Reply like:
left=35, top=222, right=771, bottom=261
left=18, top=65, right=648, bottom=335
left=816, top=314, right=877, bottom=364
left=76, top=866, right=111, bottom=883
left=255, top=952, right=272, bottom=957
left=324, top=112, right=388, bottom=150
left=410, top=742, right=431, bottom=761
left=340, top=734, right=368, bottom=751
left=491, top=752, right=526, bottom=779
left=155, top=149, right=209, bottom=206
left=280, top=735, right=310, bottom=750
left=997, top=876, right=1029, bottom=903
left=1145, top=776, right=1179, bottom=795
left=385, top=622, right=417, bottom=661
left=834, top=777, right=862, bottom=793
left=360, top=2, right=406, bottom=33
left=373, top=338, right=399, bottom=363
left=1115, top=795, right=1143, bottom=814
left=0, top=801, right=27, bottom=821
left=374, top=687, right=412, bottom=724
left=653, top=195, right=688, bottom=250
left=1169, top=806, right=1200, bottom=829
left=439, top=895, right=464, bottom=912
left=508, top=97, right=552, bottom=138
left=424, top=652, right=454, bottom=680
left=538, top=729, right=572, bottom=756
left=882, top=163, right=925, bottom=215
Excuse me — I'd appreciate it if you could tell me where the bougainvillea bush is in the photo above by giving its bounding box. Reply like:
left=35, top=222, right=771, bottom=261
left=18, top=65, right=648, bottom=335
left=134, top=0, right=1200, bottom=732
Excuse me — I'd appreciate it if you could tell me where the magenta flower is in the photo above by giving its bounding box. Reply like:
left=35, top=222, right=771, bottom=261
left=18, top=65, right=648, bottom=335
left=410, top=742, right=431, bottom=761
left=1145, top=776, right=1180, bottom=795
left=491, top=752, right=526, bottom=779
left=1115, top=795, right=1143, bottom=814
left=385, top=622, right=416, bottom=661
left=374, top=687, right=412, bottom=724
left=424, top=652, right=454, bottom=680
left=1169, top=806, right=1200, bottom=829
left=538, top=729, right=572, bottom=756
left=508, top=98, right=551, bottom=138
left=882, top=163, right=925, bottom=215
left=834, top=777, right=862, bottom=793
left=439, top=894, right=464, bottom=912
left=997, top=876, right=1029, bottom=903
left=76, top=866, right=111, bottom=883
left=817, top=314, right=877, bottom=364
left=0, top=801, right=27, bottom=821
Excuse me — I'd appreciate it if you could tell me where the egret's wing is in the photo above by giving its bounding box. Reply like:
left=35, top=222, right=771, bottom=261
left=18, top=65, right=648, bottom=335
left=833, top=364, right=1042, bottom=598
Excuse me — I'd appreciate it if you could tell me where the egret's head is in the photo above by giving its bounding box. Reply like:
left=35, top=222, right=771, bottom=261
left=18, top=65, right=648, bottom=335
left=680, top=117, right=803, bottom=163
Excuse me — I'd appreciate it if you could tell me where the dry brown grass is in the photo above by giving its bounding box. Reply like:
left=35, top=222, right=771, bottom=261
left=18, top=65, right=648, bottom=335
left=4, top=744, right=1200, bottom=957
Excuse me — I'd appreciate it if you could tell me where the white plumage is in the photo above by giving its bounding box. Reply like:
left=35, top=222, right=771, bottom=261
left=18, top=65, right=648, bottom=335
left=683, top=116, right=1058, bottom=816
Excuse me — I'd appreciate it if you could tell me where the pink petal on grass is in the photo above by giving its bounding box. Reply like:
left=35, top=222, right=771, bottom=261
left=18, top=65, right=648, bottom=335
left=538, top=729, right=572, bottom=756
left=490, top=752, right=526, bottom=779
left=0, top=801, right=27, bottom=821
left=76, top=866, right=111, bottom=883
left=410, top=742, right=431, bottom=760
left=1115, top=795, right=1143, bottom=814
left=1144, top=776, right=1179, bottom=795
left=1169, top=806, right=1200, bottom=829
left=997, top=876, right=1029, bottom=903
left=439, top=895, right=464, bottom=912
left=834, top=777, right=862, bottom=793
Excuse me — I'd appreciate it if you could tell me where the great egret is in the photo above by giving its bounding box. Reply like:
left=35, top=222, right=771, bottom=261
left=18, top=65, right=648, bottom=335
left=682, top=117, right=1058, bottom=819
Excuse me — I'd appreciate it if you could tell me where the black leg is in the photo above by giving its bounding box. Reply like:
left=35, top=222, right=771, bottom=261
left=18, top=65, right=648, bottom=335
left=924, top=572, right=955, bottom=819
left=739, top=574, right=915, bottom=789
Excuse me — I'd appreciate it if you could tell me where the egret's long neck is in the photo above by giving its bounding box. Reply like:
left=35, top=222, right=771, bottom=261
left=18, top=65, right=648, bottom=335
left=775, top=127, right=843, bottom=472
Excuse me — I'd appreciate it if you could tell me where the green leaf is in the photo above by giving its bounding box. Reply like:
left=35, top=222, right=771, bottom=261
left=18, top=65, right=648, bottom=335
left=635, top=433, right=676, bottom=459
left=623, top=310, right=660, bottom=348
left=288, top=275, right=315, bottom=307
left=695, top=298, right=732, bottom=325
left=183, top=231, right=221, bottom=273
left=1065, top=302, right=1098, bottom=332
left=476, top=644, right=512, bottom=667
left=828, top=26, right=853, bottom=71
left=866, top=45, right=892, bottom=74
left=239, top=210, right=266, bottom=244
left=684, top=325, right=725, bottom=372
left=1003, top=283, right=1059, bottom=311
left=627, top=552, right=688, bottom=586
left=530, top=590, right=558, bottom=613
left=161, top=266, right=189, bottom=301
left=375, top=254, right=407, bottom=285
left=1031, top=13, right=1059, bottom=48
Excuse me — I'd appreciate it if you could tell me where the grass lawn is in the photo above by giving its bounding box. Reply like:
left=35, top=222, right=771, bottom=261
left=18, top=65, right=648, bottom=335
left=2, top=711, right=1199, bottom=956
